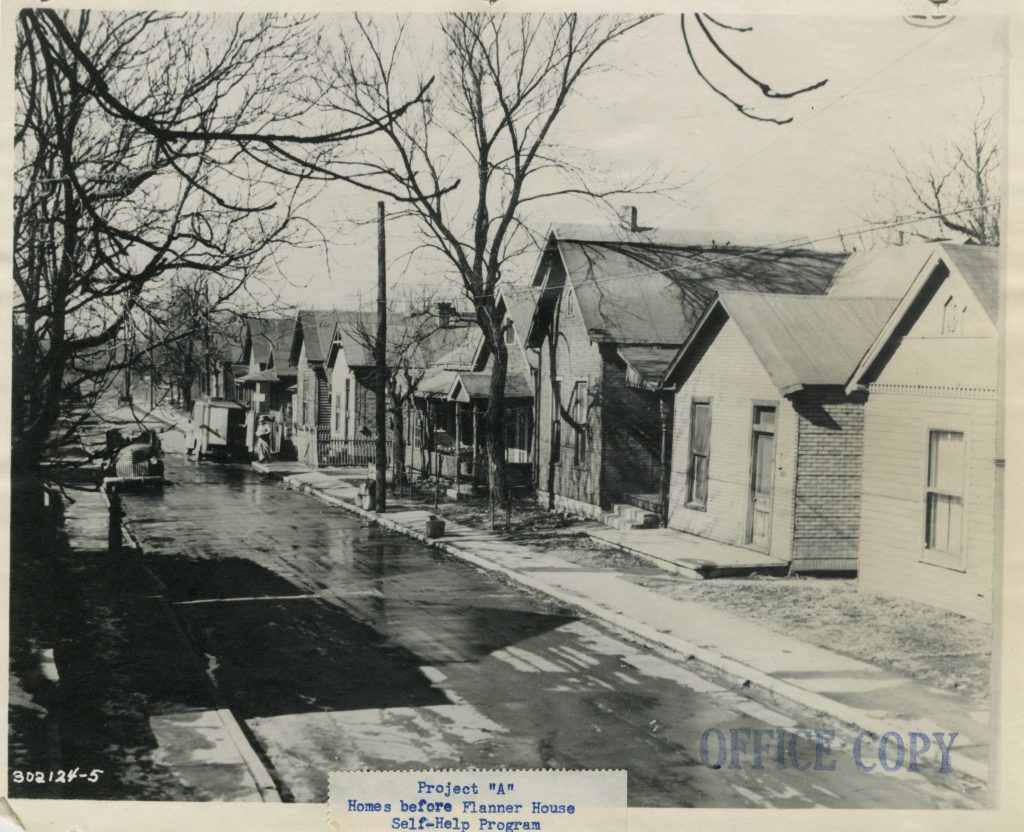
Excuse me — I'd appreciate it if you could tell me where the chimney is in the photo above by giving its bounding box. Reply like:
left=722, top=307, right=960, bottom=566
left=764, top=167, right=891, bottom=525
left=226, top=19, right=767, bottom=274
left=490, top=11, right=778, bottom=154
left=437, top=301, right=455, bottom=328
left=620, top=205, right=639, bottom=233
left=898, top=230, right=905, bottom=246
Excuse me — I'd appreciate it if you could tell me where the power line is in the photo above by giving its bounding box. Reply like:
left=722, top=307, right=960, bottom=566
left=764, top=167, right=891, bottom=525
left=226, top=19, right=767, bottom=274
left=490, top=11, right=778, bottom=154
left=650, top=22, right=955, bottom=231
left=325, top=198, right=991, bottom=321
left=367, top=201, right=999, bottom=313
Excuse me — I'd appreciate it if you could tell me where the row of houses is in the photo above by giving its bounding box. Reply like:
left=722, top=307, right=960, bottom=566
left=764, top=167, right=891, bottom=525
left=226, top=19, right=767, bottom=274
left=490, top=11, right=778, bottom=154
left=522, top=224, right=998, bottom=622
left=192, top=221, right=999, bottom=622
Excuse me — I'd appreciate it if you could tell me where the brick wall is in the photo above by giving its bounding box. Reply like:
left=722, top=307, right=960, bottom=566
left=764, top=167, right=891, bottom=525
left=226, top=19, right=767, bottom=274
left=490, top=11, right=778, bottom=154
left=790, top=388, right=866, bottom=572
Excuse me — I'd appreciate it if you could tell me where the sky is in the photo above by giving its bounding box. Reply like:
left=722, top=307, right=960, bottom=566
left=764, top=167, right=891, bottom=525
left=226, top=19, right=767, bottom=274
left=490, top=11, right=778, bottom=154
left=263, top=12, right=1006, bottom=312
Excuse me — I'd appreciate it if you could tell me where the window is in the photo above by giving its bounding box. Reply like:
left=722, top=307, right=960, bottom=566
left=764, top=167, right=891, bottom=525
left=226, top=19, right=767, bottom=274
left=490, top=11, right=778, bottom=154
left=686, top=400, right=712, bottom=509
left=551, top=379, right=562, bottom=464
left=572, top=380, right=588, bottom=466
left=504, top=323, right=516, bottom=345
left=924, top=430, right=965, bottom=568
left=334, top=394, right=341, bottom=431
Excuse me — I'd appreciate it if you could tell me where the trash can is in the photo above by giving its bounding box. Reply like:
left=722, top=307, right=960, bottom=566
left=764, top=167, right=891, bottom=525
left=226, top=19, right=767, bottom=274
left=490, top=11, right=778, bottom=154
left=425, top=515, right=445, bottom=539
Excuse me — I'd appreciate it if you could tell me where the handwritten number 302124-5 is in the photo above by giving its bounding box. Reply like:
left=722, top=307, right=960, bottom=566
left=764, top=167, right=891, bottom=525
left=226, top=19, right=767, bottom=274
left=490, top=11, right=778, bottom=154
left=12, top=769, right=104, bottom=784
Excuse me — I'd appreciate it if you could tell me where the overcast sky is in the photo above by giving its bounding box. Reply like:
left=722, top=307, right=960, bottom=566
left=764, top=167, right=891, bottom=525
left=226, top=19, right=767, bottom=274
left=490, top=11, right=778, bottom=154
left=270, top=12, right=1005, bottom=312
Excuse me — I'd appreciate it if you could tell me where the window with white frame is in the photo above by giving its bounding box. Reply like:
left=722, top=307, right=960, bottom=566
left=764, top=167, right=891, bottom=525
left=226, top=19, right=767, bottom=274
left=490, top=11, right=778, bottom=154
left=924, top=429, right=965, bottom=568
left=686, top=399, right=712, bottom=509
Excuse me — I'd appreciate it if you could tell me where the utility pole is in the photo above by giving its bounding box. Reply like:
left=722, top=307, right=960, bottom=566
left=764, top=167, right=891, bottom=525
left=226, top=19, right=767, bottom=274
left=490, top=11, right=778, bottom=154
left=375, top=201, right=388, bottom=513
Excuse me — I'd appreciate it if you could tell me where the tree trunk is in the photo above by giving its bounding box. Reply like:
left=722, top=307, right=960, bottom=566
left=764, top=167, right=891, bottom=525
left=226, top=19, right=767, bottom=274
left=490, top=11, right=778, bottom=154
left=390, top=394, right=407, bottom=493
left=485, top=337, right=510, bottom=512
left=544, top=334, right=557, bottom=510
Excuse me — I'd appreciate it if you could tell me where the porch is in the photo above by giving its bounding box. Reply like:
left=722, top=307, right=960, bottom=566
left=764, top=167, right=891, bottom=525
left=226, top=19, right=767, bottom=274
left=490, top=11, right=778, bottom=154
left=588, top=525, right=790, bottom=580
left=404, top=392, right=535, bottom=494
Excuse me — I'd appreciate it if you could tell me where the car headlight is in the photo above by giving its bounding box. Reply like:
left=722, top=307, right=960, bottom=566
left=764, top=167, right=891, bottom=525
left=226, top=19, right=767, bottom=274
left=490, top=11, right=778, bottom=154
left=149, top=457, right=160, bottom=466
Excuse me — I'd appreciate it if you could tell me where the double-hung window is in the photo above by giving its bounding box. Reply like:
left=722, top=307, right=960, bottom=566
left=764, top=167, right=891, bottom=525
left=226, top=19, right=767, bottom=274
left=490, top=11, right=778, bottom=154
left=686, top=399, right=712, bottom=509
left=924, top=430, right=965, bottom=569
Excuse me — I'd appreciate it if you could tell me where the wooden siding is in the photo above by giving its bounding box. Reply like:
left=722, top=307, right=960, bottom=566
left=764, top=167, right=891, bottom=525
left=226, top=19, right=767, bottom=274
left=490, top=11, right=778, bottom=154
left=858, top=390, right=996, bottom=621
left=536, top=276, right=605, bottom=511
left=329, top=348, right=352, bottom=439
left=668, top=317, right=797, bottom=561
left=857, top=267, right=997, bottom=620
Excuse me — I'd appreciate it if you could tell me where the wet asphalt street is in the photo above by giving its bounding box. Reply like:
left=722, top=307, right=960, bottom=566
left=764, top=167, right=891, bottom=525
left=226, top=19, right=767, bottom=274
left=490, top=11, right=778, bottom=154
left=117, top=456, right=979, bottom=807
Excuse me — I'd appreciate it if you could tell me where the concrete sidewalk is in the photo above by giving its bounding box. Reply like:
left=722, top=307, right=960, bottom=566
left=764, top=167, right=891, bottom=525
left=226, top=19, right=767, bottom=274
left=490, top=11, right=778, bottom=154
left=57, top=488, right=280, bottom=802
left=252, top=461, right=990, bottom=784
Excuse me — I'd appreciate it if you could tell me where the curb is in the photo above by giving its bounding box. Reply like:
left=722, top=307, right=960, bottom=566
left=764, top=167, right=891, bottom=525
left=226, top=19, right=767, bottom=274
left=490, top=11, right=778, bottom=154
left=102, top=488, right=284, bottom=802
left=263, top=467, right=990, bottom=786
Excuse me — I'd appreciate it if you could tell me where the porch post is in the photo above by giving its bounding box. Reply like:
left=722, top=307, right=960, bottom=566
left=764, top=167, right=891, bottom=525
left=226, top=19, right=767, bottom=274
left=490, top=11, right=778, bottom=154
left=454, top=400, right=462, bottom=493
left=409, top=400, right=416, bottom=479
left=658, top=395, right=670, bottom=527
left=472, top=401, right=480, bottom=485
left=431, top=399, right=440, bottom=509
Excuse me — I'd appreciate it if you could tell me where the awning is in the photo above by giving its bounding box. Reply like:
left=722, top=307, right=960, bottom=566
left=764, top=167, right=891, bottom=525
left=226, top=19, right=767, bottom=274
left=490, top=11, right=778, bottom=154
left=618, top=346, right=679, bottom=390
left=236, top=369, right=279, bottom=384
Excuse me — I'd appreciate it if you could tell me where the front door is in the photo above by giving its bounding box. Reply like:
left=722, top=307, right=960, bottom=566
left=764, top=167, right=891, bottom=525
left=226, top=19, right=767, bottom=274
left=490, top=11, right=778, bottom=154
left=747, top=405, right=777, bottom=551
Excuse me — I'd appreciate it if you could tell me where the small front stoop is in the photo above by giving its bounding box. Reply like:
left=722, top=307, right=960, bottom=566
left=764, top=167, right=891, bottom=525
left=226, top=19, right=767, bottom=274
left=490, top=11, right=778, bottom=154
left=600, top=503, right=660, bottom=530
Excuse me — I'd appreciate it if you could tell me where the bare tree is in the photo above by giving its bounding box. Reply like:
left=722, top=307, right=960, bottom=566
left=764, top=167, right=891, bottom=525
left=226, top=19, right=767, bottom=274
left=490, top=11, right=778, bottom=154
left=279, top=12, right=665, bottom=508
left=866, top=101, right=1001, bottom=247
left=13, top=8, right=433, bottom=500
left=342, top=297, right=470, bottom=493
left=679, top=14, right=827, bottom=124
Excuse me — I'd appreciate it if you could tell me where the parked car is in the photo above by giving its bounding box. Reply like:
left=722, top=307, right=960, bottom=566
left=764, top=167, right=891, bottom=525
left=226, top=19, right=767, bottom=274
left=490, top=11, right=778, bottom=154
left=102, top=441, right=165, bottom=488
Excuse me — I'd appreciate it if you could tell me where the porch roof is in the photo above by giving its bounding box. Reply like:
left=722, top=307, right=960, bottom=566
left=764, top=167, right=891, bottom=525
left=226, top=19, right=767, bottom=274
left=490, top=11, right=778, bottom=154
left=236, top=368, right=280, bottom=384
left=450, top=364, right=533, bottom=400
left=618, top=346, right=679, bottom=390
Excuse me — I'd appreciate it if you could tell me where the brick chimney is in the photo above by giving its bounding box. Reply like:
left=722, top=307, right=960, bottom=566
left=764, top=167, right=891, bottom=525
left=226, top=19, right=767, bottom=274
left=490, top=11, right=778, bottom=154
left=437, top=301, right=456, bottom=328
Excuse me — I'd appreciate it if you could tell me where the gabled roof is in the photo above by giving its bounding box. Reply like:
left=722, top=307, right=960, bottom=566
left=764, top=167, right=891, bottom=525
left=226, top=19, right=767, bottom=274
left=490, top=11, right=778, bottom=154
left=846, top=243, right=1000, bottom=394
left=826, top=244, right=937, bottom=299
left=449, top=367, right=533, bottom=403
left=942, top=244, right=999, bottom=323
left=527, top=226, right=849, bottom=349
left=664, top=293, right=899, bottom=395
left=333, top=311, right=378, bottom=368
left=291, top=310, right=371, bottom=368
left=430, top=340, right=479, bottom=371
left=244, top=316, right=296, bottom=376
